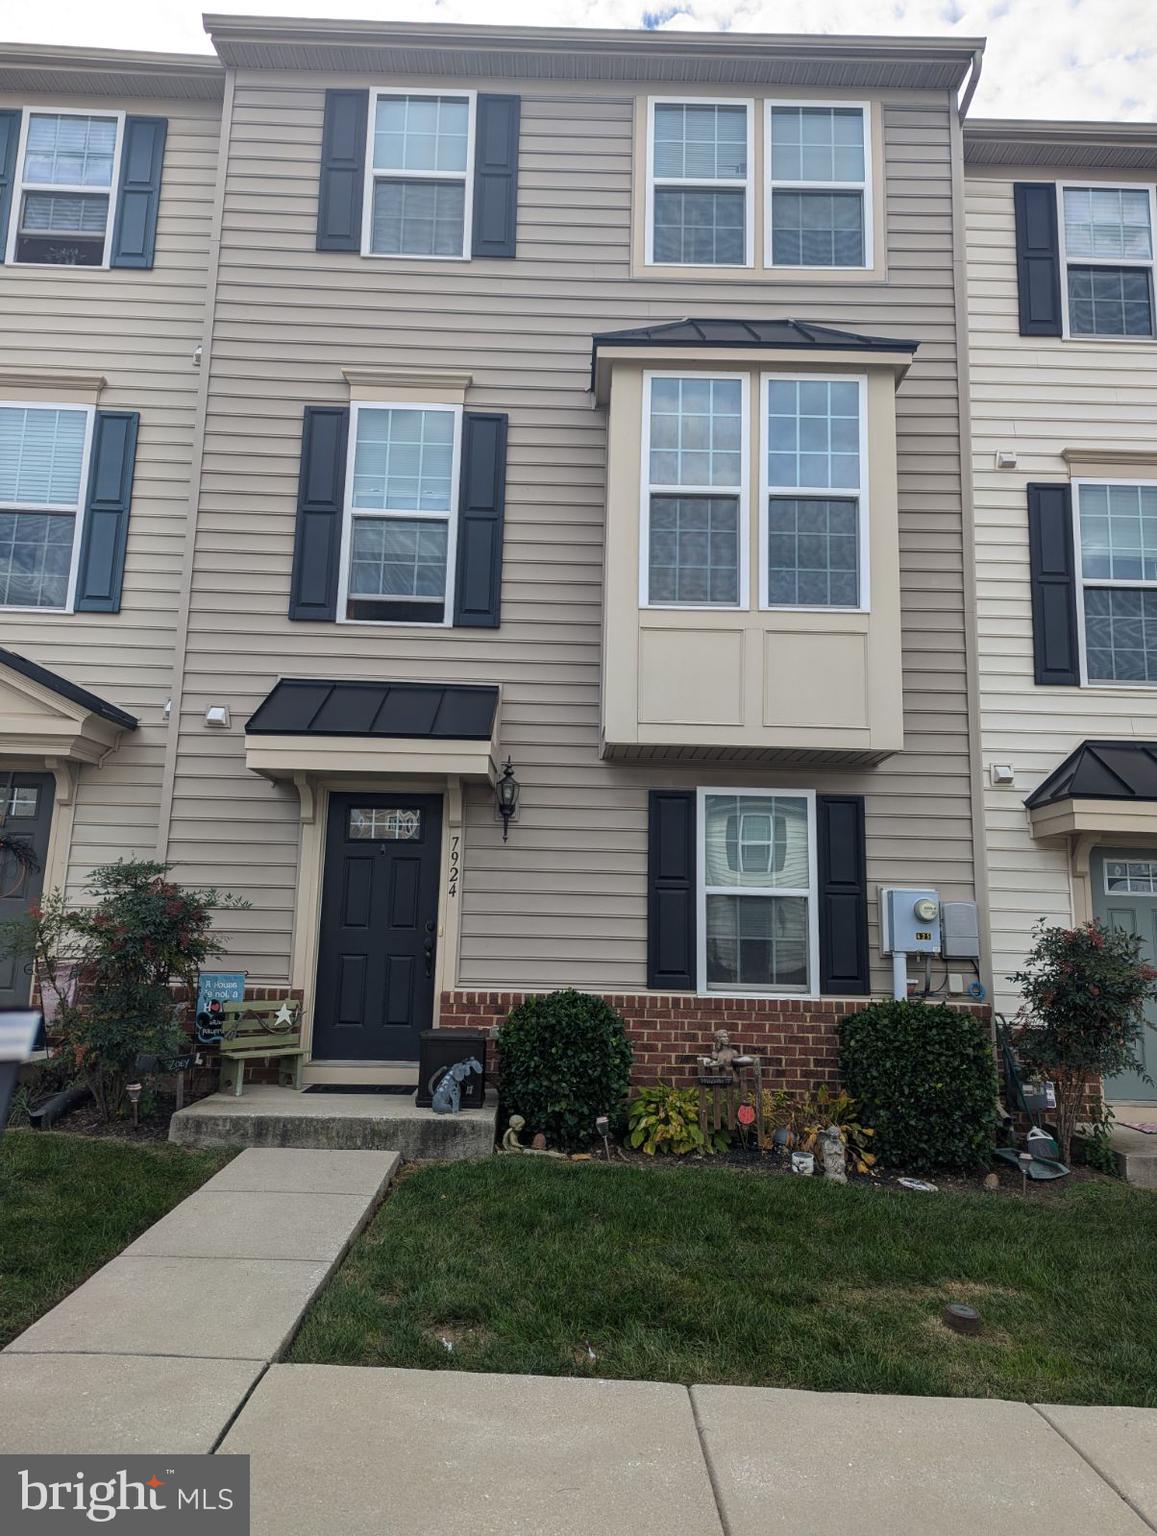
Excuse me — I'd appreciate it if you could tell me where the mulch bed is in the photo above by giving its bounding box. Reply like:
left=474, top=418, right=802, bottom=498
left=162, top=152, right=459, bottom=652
left=610, top=1140, right=1110, bottom=1199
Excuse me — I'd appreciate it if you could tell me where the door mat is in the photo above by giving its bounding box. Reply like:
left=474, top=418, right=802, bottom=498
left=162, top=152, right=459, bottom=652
left=1117, top=1120, right=1157, bottom=1134
left=303, top=1084, right=415, bottom=1096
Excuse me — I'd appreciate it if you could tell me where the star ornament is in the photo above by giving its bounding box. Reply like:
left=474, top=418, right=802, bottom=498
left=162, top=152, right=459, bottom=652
left=273, top=1002, right=295, bottom=1028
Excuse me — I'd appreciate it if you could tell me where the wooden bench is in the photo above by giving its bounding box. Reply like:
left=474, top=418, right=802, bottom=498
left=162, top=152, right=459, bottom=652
left=217, top=1000, right=304, bottom=1097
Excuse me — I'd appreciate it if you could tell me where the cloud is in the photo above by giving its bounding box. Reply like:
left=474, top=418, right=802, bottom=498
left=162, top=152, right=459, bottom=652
left=4, top=0, right=1155, bottom=121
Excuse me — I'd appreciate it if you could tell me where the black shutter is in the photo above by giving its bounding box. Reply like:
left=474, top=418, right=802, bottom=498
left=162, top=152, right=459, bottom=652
left=647, top=790, right=696, bottom=991
left=289, top=406, right=349, bottom=622
left=453, top=412, right=508, bottom=628
left=1013, top=182, right=1063, bottom=337
left=0, top=109, right=20, bottom=264
left=817, top=794, right=869, bottom=996
left=472, top=95, right=520, bottom=259
left=1028, top=483, right=1080, bottom=685
left=110, top=116, right=167, bottom=269
left=74, top=411, right=139, bottom=613
left=316, top=89, right=368, bottom=252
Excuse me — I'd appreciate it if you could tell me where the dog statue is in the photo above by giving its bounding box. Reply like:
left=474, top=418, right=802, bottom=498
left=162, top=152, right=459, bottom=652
left=430, top=1056, right=483, bottom=1115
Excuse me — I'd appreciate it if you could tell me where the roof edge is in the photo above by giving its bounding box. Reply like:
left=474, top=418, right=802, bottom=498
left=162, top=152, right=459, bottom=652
left=0, top=41, right=222, bottom=78
left=203, top=14, right=984, bottom=61
left=0, top=645, right=138, bottom=731
left=965, top=118, right=1157, bottom=170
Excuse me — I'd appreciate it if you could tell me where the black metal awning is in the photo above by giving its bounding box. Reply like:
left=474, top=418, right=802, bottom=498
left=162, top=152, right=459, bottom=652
left=246, top=679, right=499, bottom=741
left=590, top=317, right=918, bottom=390
left=0, top=644, right=137, bottom=730
left=1025, top=740, right=1157, bottom=809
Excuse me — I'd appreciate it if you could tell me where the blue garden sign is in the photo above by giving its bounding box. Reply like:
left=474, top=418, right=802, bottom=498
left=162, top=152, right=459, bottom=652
left=195, top=972, right=246, bottom=1043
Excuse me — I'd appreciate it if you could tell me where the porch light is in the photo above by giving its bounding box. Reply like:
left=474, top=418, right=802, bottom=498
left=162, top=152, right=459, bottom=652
left=495, top=758, right=520, bottom=843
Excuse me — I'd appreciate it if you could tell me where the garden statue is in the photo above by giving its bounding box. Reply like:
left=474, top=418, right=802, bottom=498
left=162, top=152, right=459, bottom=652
left=700, top=1028, right=753, bottom=1077
left=819, top=1124, right=847, bottom=1184
left=501, top=1113, right=527, bottom=1151
left=498, top=1111, right=566, bottom=1157
left=430, top=1056, right=483, bottom=1114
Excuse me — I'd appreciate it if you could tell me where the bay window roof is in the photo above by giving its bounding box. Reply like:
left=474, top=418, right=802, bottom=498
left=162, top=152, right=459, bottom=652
left=590, top=318, right=918, bottom=398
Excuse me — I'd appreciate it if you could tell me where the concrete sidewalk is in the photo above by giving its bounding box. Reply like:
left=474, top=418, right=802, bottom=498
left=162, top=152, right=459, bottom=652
left=0, top=1148, right=398, bottom=1454
left=219, top=1368, right=1157, bottom=1536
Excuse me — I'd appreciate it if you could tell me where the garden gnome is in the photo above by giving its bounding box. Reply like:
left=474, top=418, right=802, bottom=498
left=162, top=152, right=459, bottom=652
left=819, top=1124, right=847, bottom=1183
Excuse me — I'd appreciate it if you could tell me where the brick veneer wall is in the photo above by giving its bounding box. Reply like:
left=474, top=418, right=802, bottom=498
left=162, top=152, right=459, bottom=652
left=439, top=990, right=991, bottom=1091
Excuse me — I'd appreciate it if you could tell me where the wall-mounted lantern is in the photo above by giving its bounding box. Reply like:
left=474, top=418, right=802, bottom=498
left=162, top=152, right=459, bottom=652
left=495, top=757, right=520, bottom=843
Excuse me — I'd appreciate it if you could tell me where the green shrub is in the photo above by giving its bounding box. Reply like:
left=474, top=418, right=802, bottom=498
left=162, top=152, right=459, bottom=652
left=837, top=1000, right=997, bottom=1172
left=497, top=989, right=633, bottom=1151
left=627, top=1083, right=729, bottom=1155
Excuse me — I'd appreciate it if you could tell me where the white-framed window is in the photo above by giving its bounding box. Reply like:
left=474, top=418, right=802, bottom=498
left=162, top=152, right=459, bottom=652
left=645, top=98, right=754, bottom=267
left=1058, top=184, right=1156, bottom=339
left=765, top=102, right=871, bottom=269
left=362, top=88, right=476, bottom=260
left=640, top=371, right=749, bottom=608
left=1104, top=857, right=1157, bottom=894
left=0, top=402, right=95, bottom=612
left=759, top=373, right=868, bottom=610
left=338, top=401, right=463, bottom=626
left=1074, top=478, right=1157, bottom=684
left=697, top=788, right=818, bottom=996
left=6, top=108, right=125, bottom=268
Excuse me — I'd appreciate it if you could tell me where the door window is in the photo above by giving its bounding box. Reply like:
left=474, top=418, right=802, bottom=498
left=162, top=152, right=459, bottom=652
left=348, top=806, right=422, bottom=840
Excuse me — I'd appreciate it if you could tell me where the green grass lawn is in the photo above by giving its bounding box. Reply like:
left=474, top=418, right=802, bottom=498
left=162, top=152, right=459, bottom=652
left=289, top=1157, right=1157, bottom=1405
left=0, top=1131, right=232, bottom=1348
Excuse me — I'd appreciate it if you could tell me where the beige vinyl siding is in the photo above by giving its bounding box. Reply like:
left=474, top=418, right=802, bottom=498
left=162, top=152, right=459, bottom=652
left=967, top=166, right=1157, bottom=1009
left=0, top=91, right=220, bottom=896
left=166, top=74, right=975, bottom=994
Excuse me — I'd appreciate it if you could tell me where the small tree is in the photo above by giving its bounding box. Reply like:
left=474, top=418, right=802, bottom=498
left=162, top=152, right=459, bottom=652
left=1010, top=919, right=1156, bottom=1162
left=0, top=860, right=247, bottom=1121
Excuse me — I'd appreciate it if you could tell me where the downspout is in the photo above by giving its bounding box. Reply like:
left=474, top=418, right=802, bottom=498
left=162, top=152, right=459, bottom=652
left=958, top=47, right=984, bottom=123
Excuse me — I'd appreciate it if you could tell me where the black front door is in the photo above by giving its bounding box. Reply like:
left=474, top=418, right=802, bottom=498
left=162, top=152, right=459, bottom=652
left=312, top=793, right=442, bottom=1063
left=0, top=773, right=53, bottom=1007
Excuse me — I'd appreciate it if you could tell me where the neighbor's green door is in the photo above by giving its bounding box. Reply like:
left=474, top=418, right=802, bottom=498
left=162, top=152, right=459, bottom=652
left=1091, top=849, right=1157, bottom=1104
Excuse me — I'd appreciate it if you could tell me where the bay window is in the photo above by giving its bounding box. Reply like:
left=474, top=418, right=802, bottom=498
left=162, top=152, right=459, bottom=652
left=762, top=375, right=867, bottom=609
left=642, top=373, right=747, bottom=606
left=341, top=403, right=462, bottom=625
left=699, top=789, right=817, bottom=994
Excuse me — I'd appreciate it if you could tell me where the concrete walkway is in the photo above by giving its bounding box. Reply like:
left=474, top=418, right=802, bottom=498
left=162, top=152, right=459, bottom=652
left=0, top=1148, right=398, bottom=1454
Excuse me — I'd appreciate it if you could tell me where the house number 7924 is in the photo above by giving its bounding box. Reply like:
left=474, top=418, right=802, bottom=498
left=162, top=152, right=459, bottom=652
left=448, top=833, right=460, bottom=897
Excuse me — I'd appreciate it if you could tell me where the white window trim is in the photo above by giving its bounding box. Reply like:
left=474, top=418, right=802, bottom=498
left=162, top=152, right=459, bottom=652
left=1056, top=181, right=1157, bottom=342
left=764, top=100, right=873, bottom=272
left=0, top=399, right=96, bottom=614
left=1072, top=474, right=1157, bottom=688
left=4, top=106, right=126, bottom=271
left=360, top=87, right=477, bottom=262
left=1103, top=857, right=1157, bottom=895
left=644, top=96, right=755, bottom=269
left=758, top=371, right=870, bottom=613
left=337, top=399, right=464, bottom=629
left=638, top=369, right=750, bottom=611
left=695, top=786, right=820, bottom=1000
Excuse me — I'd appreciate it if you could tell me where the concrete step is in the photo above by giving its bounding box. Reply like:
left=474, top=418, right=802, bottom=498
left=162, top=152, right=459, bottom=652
left=169, top=1084, right=496, bottom=1161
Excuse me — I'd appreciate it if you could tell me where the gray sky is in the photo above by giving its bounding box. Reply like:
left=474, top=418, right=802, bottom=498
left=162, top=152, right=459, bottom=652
left=5, top=0, right=1156, bottom=121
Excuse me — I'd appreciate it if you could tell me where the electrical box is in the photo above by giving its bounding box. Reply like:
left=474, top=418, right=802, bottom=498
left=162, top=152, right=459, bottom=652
left=941, top=900, right=981, bottom=960
left=880, top=887, right=942, bottom=955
